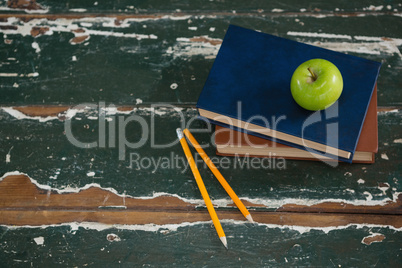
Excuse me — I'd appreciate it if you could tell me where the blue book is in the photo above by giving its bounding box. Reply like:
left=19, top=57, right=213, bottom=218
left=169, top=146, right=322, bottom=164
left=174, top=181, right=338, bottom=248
left=197, top=25, right=381, bottom=163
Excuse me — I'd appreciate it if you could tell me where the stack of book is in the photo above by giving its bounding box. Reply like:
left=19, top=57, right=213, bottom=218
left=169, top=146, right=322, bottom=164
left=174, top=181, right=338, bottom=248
left=197, top=25, right=381, bottom=164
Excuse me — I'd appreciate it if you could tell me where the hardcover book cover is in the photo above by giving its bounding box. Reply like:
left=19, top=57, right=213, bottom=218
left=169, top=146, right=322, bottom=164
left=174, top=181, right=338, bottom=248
left=197, top=25, right=381, bottom=163
left=215, top=87, right=378, bottom=163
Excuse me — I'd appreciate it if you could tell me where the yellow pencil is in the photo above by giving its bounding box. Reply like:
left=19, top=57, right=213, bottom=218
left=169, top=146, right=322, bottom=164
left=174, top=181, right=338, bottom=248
left=183, top=128, right=254, bottom=223
left=176, top=128, right=228, bottom=249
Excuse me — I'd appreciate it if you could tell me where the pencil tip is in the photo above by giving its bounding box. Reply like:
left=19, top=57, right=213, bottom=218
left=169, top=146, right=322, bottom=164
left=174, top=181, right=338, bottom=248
left=246, top=214, right=254, bottom=223
left=220, top=236, right=228, bottom=249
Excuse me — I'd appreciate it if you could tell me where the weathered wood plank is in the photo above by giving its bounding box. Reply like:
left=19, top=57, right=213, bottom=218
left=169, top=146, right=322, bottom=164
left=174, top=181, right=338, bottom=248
left=0, top=223, right=401, bottom=267
left=1, top=174, right=400, bottom=215
left=0, top=15, right=401, bottom=106
left=0, top=175, right=400, bottom=227
left=1, top=0, right=401, bottom=14
left=0, top=108, right=401, bottom=206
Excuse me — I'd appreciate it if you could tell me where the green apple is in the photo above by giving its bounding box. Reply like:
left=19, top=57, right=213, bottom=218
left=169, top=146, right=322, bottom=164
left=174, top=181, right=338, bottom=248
left=290, top=58, right=343, bottom=111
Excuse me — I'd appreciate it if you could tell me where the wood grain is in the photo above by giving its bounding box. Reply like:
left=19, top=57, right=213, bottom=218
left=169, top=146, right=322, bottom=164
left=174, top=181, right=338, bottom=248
left=0, top=13, right=401, bottom=106
left=1, top=174, right=401, bottom=228
left=0, top=174, right=194, bottom=210
left=2, top=210, right=401, bottom=228
left=4, top=106, right=400, bottom=118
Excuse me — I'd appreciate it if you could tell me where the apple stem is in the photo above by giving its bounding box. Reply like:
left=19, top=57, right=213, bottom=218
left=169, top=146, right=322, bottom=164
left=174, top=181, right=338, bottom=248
left=308, top=67, right=317, bottom=81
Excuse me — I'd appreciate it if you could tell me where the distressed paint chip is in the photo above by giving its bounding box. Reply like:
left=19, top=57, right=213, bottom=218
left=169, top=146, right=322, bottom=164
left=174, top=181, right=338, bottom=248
left=5, top=146, right=13, bottom=163
left=30, top=26, right=49, bottom=37
left=361, top=233, right=385, bottom=245
left=378, top=183, right=390, bottom=195
left=170, top=83, right=178, bottom=90
left=0, top=17, right=158, bottom=44
left=287, top=31, right=352, bottom=39
left=168, top=36, right=222, bottom=58
left=287, top=32, right=402, bottom=57
left=357, top=179, right=365, bottom=184
left=381, top=153, right=389, bottom=160
left=363, top=191, right=373, bottom=201
left=363, top=5, right=384, bottom=11
left=72, top=28, right=86, bottom=34
left=189, top=36, right=222, bottom=46
left=86, top=171, right=95, bottom=177
left=33, top=236, right=44, bottom=245
left=69, top=8, right=88, bottom=13
left=7, top=0, right=44, bottom=11
left=106, top=233, right=121, bottom=242
left=70, top=35, right=90, bottom=45
left=31, top=41, right=40, bottom=53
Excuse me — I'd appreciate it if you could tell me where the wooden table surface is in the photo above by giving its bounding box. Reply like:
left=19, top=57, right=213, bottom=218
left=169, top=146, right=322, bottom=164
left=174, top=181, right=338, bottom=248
left=0, top=0, right=401, bottom=266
